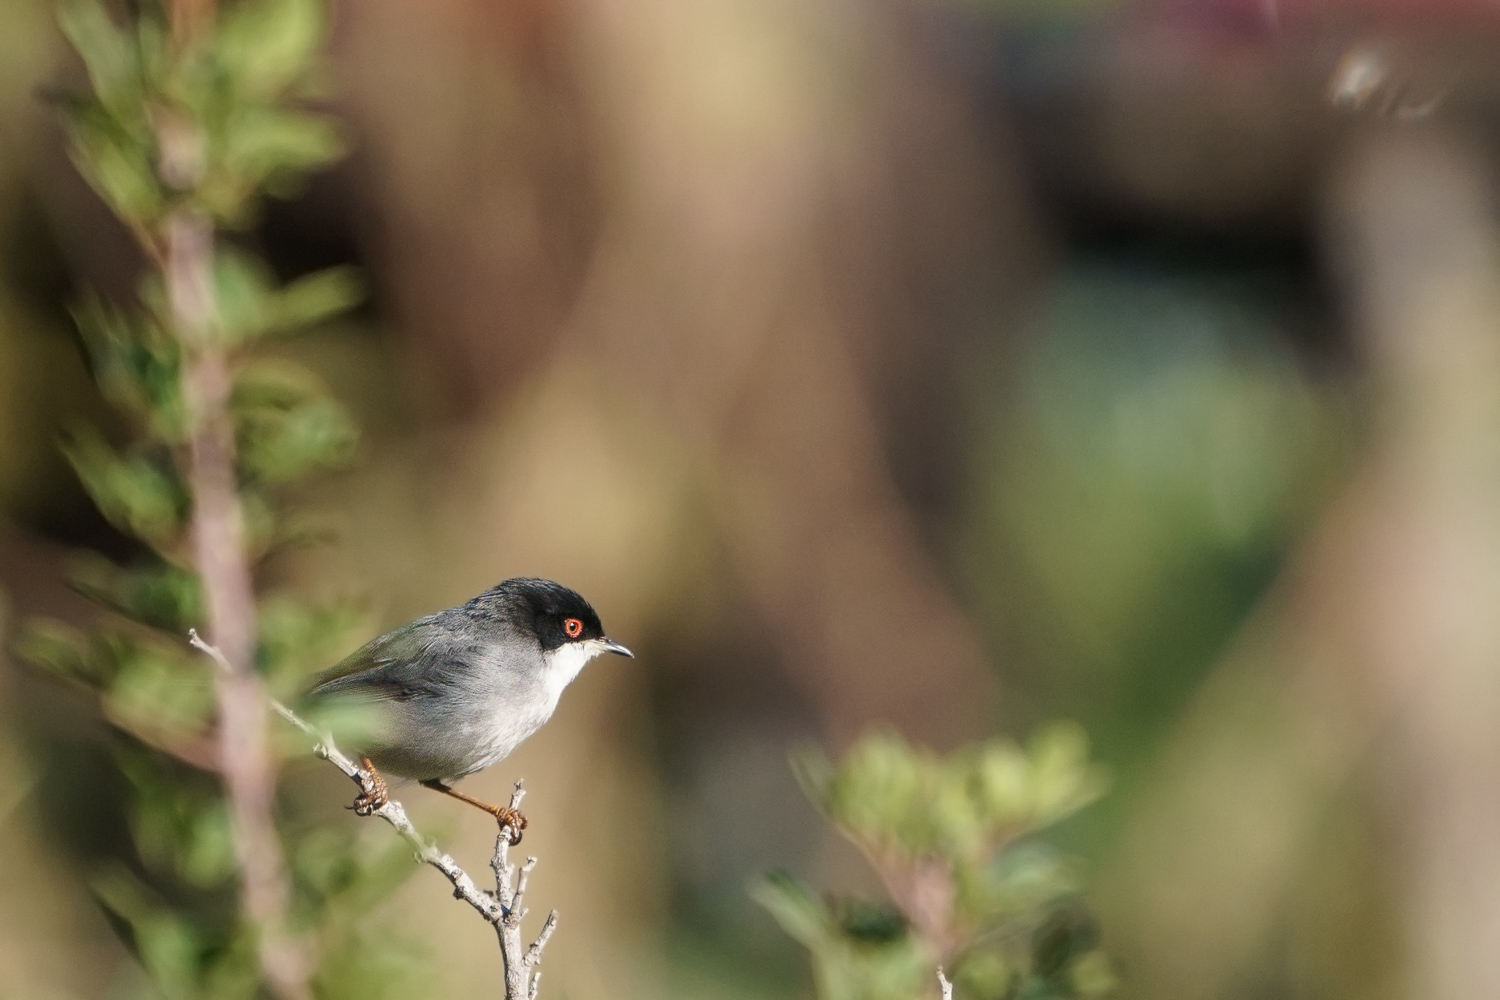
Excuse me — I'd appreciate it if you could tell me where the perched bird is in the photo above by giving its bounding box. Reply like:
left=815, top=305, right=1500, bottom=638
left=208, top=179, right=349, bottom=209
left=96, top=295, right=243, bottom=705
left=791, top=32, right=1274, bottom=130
left=311, top=577, right=632, bottom=841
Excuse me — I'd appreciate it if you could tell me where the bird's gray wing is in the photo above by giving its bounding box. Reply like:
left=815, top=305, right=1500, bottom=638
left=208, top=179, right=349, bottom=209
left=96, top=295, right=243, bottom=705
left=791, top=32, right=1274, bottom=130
left=311, top=617, right=471, bottom=702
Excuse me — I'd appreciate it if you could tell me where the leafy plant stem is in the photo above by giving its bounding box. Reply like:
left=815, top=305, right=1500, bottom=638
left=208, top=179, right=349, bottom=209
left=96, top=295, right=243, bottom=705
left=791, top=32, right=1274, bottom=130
left=157, top=64, right=307, bottom=1000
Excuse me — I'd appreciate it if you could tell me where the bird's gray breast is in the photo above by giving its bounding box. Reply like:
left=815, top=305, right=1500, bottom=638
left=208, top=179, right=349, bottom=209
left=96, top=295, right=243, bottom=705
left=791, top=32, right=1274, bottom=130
left=375, top=638, right=553, bottom=781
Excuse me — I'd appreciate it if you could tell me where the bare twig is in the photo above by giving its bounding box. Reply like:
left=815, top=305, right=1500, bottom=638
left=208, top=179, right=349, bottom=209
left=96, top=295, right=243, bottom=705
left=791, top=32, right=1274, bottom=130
left=938, top=967, right=953, bottom=1000
left=490, top=782, right=559, bottom=999
left=523, top=912, right=558, bottom=968
left=188, top=631, right=558, bottom=997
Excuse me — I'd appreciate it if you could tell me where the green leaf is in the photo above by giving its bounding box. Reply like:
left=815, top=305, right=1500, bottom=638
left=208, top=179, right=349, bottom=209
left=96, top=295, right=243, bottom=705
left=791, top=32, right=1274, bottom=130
left=218, top=106, right=344, bottom=189
left=90, top=865, right=202, bottom=1000
left=215, top=0, right=325, bottom=99
left=62, top=431, right=186, bottom=549
left=973, top=740, right=1031, bottom=828
left=750, top=872, right=833, bottom=948
left=272, top=266, right=362, bottom=332
left=213, top=247, right=277, bottom=343
left=134, top=13, right=169, bottom=93
left=71, top=293, right=185, bottom=439
left=195, top=169, right=255, bottom=227
left=194, top=106, right=344, bottom=224
left=198, top=930, right=261, bottom=1000
left=12, top=617, right=106, bottom=688
left=291, top=825, right=418, bottom=919
left=117, top=751, right=234, bottom=887
left=1025, top=722, right=1106, bottom=829
left=211, top=253, right=362, bottom=343
left=789, top=742, right=836, bottom=812
left=824, top=729, right=928, bottom=850
left=57, top=0, right=138, bottom=110
left=239, top=487, right=279, bottom=558
left=232, top=359, right=358, bottom=484
left=256, top=593, right=364, bottom=695
left=102, top=633, right=215, bottom=738
left=65, top=553, right=203, bottom=632
left=64, top=104, right=161, bottom=223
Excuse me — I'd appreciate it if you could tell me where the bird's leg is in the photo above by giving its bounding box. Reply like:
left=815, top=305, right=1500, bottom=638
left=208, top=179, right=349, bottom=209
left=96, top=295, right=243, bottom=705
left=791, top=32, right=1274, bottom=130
left=350, top=756, right=389, bottom=816
left=420, top=779, right=528, bottom=845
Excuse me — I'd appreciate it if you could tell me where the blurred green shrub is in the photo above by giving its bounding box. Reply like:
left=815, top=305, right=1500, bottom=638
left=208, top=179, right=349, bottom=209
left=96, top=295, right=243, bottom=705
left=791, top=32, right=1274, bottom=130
left=13, top=1, right=429, bottom=998
left=755, top=725, right=1114, bottom=1000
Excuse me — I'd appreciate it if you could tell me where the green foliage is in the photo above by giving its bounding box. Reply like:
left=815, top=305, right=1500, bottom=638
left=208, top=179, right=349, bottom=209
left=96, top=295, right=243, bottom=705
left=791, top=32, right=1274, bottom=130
left=233, top=358, right=358, bottom=485
left=56, top=0, right=343, bottom=229
left=209, top=248, right=363, bottom=345
left=16, top=2, right=430, bottom=999
left=255, top=592, right=366, bottom=700
left=118, top=748, right=237, bottom=887
left=759, top=727, right=1115, bottom=1000
left=92, top=863, right=258, bottom=1000
left=62, top=430, right=187, bottom=549
left=72, top=293, right=186, bottom=439
left=753, top=874, right=932, bottom=1000
left=65, top=552, right=203, bottom=632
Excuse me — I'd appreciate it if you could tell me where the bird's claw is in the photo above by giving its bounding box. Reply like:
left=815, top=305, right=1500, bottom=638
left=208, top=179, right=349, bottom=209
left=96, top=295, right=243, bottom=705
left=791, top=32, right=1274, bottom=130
left=350, top=759, right=388, bottom=816
left=495, top=805, right=527, bottom=845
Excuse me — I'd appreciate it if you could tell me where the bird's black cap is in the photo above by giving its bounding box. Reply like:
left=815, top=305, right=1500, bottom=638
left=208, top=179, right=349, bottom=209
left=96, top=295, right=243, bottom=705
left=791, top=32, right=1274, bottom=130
left=471, top=577, right=630, bottom=655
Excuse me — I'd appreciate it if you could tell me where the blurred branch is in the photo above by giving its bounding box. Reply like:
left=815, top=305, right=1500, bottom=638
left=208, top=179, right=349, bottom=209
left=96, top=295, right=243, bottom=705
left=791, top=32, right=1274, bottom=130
left=871, top=856, right=957, bottom=958
left=189, top=630, right=559, bottom=999
left=169, top=0, right=213, bottom=48
left=157, top=88, right=307, bottom=995
left=763, top=727, right=1112, bottom=999
left=45, top=0, right=377, bottom=995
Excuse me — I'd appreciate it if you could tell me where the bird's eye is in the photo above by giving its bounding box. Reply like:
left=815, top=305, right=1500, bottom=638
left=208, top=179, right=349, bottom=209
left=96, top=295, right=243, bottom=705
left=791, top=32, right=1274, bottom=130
left=563, top=617, right=583, bottom=638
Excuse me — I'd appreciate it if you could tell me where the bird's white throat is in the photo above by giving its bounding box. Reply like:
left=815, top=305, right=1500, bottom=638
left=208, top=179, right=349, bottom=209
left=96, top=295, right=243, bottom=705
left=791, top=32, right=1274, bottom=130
left=539, top=640, right=606, bottom=713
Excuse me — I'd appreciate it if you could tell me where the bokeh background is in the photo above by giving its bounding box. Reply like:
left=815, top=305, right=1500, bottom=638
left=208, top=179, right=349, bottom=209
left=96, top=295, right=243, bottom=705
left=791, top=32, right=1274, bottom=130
left=4, top=0, right=1500, bottom=997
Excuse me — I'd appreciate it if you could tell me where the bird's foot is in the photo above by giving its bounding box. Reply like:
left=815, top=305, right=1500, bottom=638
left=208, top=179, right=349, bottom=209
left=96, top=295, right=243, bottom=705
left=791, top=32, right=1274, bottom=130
left=493, top=805, right=527, bottom=846
left=418, top=778, right=527, bottom=843
left=350, top=757, right=388, bottom=816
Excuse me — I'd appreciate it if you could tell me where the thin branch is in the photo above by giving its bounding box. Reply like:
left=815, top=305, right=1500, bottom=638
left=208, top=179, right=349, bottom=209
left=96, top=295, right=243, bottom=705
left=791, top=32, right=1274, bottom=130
left=190, top=630, right=508, bottom=924
left=485, top=782, right=558, bottom=999
left=510, top=856, right=536, bottom=924
left=189, top=631, right=232, bottom=673
left=491, top=782, right=527, bottom=907
left=938, top=967, right=953, bottom=1000
left=189, top=629, right=561, bottom=999
left=524, top=913, right=558, bottom=969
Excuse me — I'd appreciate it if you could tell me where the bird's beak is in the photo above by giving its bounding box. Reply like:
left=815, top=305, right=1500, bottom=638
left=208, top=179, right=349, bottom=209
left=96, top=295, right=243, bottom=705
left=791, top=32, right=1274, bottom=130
left=598, top=637, right=634, bottom=658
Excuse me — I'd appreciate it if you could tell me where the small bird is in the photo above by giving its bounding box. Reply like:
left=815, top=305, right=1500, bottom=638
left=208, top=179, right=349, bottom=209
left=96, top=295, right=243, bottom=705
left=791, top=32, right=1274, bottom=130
left=312, top=577, right=632, bottom=841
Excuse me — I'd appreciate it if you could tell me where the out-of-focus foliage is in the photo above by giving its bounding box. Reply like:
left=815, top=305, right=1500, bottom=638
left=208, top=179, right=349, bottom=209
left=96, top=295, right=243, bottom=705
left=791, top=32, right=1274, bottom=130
left=14, top=2, right=428, bottom=998
left=55, top=0, right=342, bottom=229
left=959, top=264, right=1347, bottom=799
left=756, top=726, right=1114, bottom=1000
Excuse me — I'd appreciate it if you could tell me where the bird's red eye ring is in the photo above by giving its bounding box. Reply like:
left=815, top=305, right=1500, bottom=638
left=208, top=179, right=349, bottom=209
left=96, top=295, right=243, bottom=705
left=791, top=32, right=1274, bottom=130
left=563, top=617, right=583, bottom=638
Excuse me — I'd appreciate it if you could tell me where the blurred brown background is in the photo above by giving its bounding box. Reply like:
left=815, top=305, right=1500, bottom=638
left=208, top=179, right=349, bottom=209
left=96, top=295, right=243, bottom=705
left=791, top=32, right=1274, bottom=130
left=6, top=0, right=1500, bottom=997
